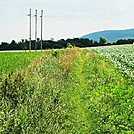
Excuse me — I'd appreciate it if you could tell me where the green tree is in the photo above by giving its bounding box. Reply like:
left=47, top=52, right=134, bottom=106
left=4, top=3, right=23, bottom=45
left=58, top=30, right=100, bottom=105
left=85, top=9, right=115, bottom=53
left=99, top=36, right=107, bottom=45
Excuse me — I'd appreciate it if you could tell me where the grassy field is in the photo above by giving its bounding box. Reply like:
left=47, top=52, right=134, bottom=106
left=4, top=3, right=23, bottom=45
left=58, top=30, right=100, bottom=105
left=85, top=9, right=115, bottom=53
left=0, top=52, right=44, bottom=73
left=0, top=46, right=133, bottom=133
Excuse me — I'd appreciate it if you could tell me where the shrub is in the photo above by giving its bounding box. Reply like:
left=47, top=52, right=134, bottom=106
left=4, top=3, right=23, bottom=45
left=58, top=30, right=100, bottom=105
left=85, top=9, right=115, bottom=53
left=52, top=49, right=60, bottom=58
left=67, top=43, right=74, bottom=48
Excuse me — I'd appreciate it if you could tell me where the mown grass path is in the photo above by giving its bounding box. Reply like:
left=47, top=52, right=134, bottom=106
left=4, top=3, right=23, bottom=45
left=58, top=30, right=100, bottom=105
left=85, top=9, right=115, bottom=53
left=61, top=50, right=90, bottom=133
left=61, top=49, right=133, bottom=133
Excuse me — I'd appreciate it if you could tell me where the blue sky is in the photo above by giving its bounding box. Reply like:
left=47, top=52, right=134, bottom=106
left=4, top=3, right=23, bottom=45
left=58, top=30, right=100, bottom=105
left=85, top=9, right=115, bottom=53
left=0, top=0, right=134, bottom=42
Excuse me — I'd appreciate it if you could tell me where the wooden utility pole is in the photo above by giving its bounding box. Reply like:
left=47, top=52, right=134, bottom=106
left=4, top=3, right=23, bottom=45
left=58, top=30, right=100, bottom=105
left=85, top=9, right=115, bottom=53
left=28, top=8, right=32, bottom=51
left=40, top=10, right=43, bottom=51
left=35, top=9, right=37, bottom=51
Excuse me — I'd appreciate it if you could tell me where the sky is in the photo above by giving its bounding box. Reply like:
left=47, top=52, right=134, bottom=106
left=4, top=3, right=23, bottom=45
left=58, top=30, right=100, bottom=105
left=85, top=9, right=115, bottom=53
left=0, top=0, right=134, bottom=42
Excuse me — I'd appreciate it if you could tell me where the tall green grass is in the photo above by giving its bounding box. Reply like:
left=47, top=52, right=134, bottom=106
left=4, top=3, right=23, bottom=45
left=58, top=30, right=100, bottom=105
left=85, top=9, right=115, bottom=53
left=0, top=48, right=133, bottom=133
left=0, top=49, right=78, bottom=133
left=61, top=49, right=133, bottom=133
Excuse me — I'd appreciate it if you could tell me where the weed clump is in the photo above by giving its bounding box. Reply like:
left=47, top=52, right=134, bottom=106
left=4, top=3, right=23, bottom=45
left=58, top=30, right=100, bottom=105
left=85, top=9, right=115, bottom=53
left=52, top=49, right=60, bottom=58
left=67, top=43, right=74, bottom=48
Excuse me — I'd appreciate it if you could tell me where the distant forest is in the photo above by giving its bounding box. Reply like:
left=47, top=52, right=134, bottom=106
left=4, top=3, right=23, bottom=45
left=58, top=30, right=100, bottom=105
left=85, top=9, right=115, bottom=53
left=0, top=38, right=134, bottom=50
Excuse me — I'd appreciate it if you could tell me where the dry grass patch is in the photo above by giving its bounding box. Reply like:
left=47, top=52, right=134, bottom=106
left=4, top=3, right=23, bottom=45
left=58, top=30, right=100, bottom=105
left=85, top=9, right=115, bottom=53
left=59, top=48, right=79, bottom=76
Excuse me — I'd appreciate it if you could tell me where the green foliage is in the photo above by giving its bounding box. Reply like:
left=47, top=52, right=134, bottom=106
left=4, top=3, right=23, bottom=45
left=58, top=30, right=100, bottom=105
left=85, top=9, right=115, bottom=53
left=52, top=49, right=60, bottom=58
left=0, top=52, right=63, bottom=133
left=0, top=47, right=133, bottom=133
left=99, top=36, right=107, bottom=45
left=0, top=52, right=44, bottom=73
left=1, top=38, right=134, bottom=50
left=60, top=49, right=133, bottom=133
left=67, top=43, right=74, bottom=48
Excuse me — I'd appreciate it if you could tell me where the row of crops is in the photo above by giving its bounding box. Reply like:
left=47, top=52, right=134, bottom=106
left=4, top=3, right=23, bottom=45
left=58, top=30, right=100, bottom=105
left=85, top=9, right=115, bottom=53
left=90, top=44, right=134, bottom=80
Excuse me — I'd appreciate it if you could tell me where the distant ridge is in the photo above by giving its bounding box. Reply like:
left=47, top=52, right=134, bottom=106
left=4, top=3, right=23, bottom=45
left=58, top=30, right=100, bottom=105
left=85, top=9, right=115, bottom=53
left=81, top=29, right=134, bottom=42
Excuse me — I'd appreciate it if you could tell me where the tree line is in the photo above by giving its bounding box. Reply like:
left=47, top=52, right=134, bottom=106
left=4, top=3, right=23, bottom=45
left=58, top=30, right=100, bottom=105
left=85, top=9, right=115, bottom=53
left=0, top=37, right=134, bottom=50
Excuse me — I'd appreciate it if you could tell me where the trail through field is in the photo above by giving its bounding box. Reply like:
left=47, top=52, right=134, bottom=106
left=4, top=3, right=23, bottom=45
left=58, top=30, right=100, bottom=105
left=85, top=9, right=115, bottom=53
left=61, top=49, right=134, bottom=133
left=61, top=51, right=90, bottom=133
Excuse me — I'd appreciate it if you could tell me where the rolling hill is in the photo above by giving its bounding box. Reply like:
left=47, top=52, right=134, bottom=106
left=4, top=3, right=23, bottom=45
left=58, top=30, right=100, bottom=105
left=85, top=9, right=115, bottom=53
left=81, top=28, right=134, bottom=42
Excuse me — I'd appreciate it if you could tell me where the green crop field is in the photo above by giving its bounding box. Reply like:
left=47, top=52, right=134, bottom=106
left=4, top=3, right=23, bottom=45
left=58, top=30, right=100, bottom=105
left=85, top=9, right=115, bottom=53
left=0, top=52, right=44, bottom=73
left=0, top=45, right=133, bottom=133
left=90, top=44, right=134, bottom=80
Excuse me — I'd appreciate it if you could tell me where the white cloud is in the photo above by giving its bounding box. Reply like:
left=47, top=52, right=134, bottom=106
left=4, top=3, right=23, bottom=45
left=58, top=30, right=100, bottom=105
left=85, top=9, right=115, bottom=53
left=113, top=0, right=134, bottom=12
